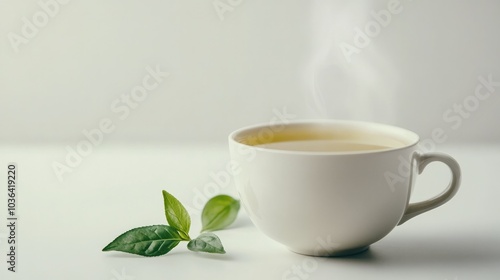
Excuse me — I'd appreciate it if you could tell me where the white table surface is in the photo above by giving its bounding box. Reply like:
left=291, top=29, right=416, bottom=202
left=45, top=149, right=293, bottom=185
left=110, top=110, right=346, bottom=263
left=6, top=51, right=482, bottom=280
left=0, top=143, right=499, bottom=280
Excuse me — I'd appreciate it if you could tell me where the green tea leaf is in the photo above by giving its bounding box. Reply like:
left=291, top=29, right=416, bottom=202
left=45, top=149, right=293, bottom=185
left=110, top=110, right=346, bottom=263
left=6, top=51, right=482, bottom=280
left=201, top=195, right=240, bottom=232
left=102, top=225, right=182, bottom=257
left=162, top=190, right=191, bottom=240
left=187, top=232, right=226, bottom=254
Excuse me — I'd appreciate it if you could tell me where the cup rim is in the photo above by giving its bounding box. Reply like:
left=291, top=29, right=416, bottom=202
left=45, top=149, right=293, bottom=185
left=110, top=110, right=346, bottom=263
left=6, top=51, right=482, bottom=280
left=228, top=119, right=420, bottom=155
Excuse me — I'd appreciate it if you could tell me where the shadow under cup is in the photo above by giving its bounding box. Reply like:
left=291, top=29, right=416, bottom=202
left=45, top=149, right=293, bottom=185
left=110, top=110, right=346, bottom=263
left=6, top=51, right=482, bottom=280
left=228, top=120, right=460, bottom=257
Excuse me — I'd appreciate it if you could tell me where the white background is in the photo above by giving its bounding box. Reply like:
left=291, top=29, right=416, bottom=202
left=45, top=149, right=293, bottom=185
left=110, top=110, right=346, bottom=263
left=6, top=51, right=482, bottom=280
left=1, top=0, right=499, bottom=145
left=1, top=1, right=500, bottom=279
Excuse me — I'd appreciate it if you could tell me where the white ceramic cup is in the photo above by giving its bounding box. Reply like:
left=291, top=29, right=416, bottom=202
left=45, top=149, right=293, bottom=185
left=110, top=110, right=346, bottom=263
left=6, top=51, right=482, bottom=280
left=228, top=120, right=461, bottom=256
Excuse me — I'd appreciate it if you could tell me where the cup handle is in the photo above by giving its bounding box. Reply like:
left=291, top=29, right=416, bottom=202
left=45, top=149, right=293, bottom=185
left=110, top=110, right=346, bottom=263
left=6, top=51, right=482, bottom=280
left=398, top=152, right=461, bottom=225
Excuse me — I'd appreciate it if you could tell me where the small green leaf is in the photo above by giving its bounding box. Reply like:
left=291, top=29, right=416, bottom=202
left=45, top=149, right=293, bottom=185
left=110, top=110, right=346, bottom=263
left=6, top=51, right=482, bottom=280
left=187, top=232, right=226, bottom=254
left=201, top=195, right=240, bottom=232
left=102, top=225, right=182, bottom=257
left=162, top=190, right=191, bottom=240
